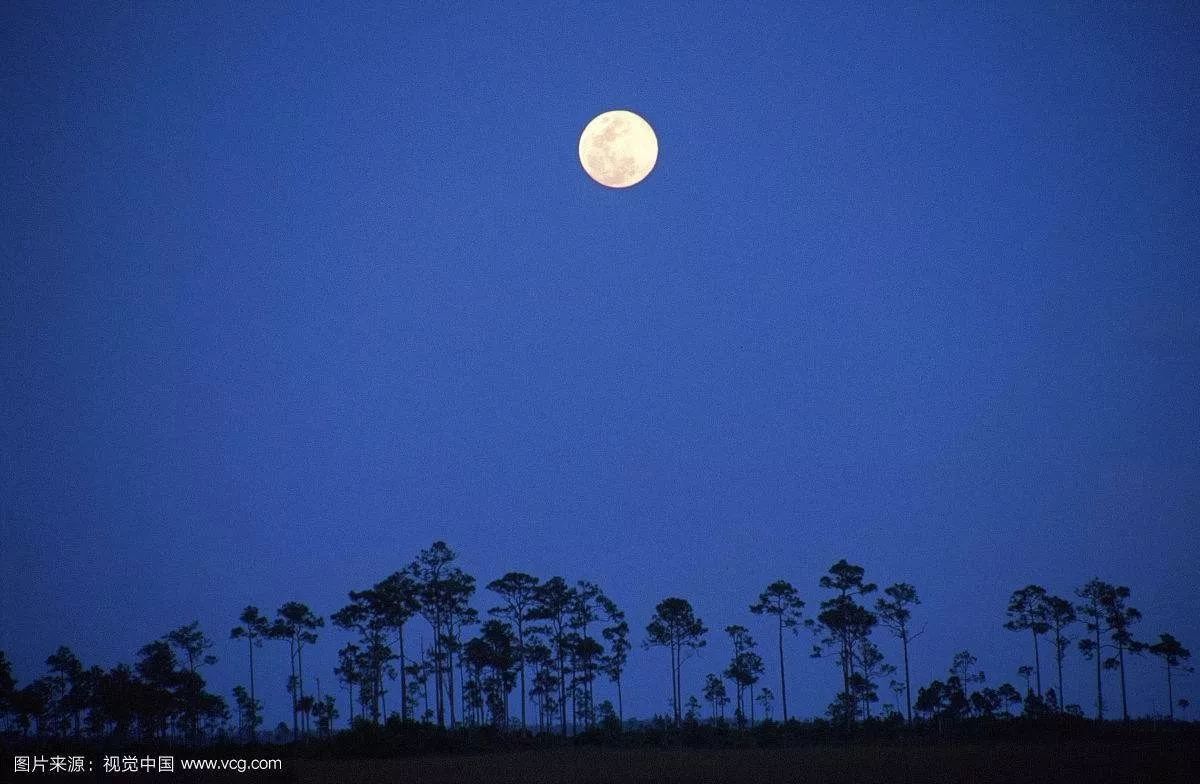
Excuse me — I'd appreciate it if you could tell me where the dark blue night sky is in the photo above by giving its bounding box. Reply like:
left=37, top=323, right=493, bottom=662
left=2, top=2, right=1198, bottom=723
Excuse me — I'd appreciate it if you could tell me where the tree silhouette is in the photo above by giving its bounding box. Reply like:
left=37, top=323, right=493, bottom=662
left=45, top=646, right=83, bottom=737
left=970, top=686, right=1005, bottom=718
left=444, top=581, right=478, bottom=728
left=598, top=594, right=630, bottom=724
left=815, top=559, right=877, bottom=728
left=409, top=541, right=473, bottom=728
left=408, top=647, right=435, bottom=722
left=486, top=571, right=539, bottom=729
left=756, top=687, right=774, bottom=721
left=231, top=685, right=261, bottom=738
left=1104, top=586, right=1144, bottom=723
left=916, top=651, right=984, bottom=723
left=1147, top=633, right=1191, bottom=720
left=723, top=624, right=763, bottom=727
left=913, top=680, right=939, bottom=720
left=889, top=678, right=906, bottom=718
left=166, top=622, right=218, bottom=675
left=703, top=672, right=728, bottom=721
left=333, top=642, right=363, bottom=724
left=0, top=650, right=15, bottom=728
left=372, top=570, right=420, bottom=722
left=1076, top=579, right=1111, bottom=720
left=163, top=624, right=220, bottom=741
left=595, top=699, right=618, bottom=731
left=950, top=650, right=985, bottom=686
left=463, top=619, right=518, bottom=726
left=1040, top=593, right=1076, bottom=710
left=12, top=677, right=52, bottom=737
left=1004, top=585, right=1050, bottom=697
left=526, top=640, right=559, bottom=732
left=5, top=543, right=1198, bottom=747
left=530, top=576, right=575, bottom=734
left=91, top=664, right=137, bottom=738
left=750, top=580, right=805, bottom=722
left=854, top=640, right=894, bottom=719
left=1017, top=664, right=1034, bottom=692
left=331, top=589, right=393, bottom=723
left=1077, top=580, right=1142, bottom=721
left=645, top=597, right=707, bottom=726
left=996, top=682, right=1022, bottom=716
left=230, top=606, right=270, bottom=740
left=271, top=602, right=323, bottom=739
left=567, top=581, right=605, bottom=731
left=876, top=582, right=921, bottom=722
left=409, top=542, right=454, bottom=727
left=133, top=636, right=226, bottom=741
left=313, top=694, right=338, bottom=738
left=132, top=642, right=175, bottom=740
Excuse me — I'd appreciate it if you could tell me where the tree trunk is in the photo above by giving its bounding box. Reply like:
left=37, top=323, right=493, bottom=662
left=843, top=633, right=853, bottom=729
left=315, top=677, right=323, bottom=736
left=298, top=642, right=307, bottom=736
left=559, top=648, right=567, bottom=735
left=1056, top=634, right=1065, bottom=711
left=1094, top=627, right=1104, bottom=720
left=902, top=633, right=912, bottom=723
left=1032, top=630, right=1042, bottom=697
left=518, top=620, right=527, bottom=730
left=670, top=647, right=678, bottom=725
left=289, top=640, right=298, bottom=741
left=675, top=646, right=683, bottom=726
left=434, top=626, right=445, bottom=727
left=1118, top=643, right=1128, bottom=721
left=423, top=655, right=430, bottom=721
left=375, top=639, right=383, bottom=722
left=458, top=655, right=466, bottom=726
left=778, top=617, right=788, bottom=722
left=399, top=623, right=407, bottom=722
left=381, top=666, right=388, bottom=720
left=248, top=636, right=256, bottom=741
left=447, top=642, right=457, bottom=728
left=1167, top=664, right=1174, bottom=720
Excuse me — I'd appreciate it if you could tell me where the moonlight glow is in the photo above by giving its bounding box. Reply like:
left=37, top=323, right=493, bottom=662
left=578, top=110, right=658, bottom=188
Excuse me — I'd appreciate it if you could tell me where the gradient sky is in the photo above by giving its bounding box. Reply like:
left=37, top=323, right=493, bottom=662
left=2, top=1, right=1198, bottom=725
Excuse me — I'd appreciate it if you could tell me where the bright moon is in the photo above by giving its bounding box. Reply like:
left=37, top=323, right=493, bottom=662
left=578, top=110, right=658, bottom=188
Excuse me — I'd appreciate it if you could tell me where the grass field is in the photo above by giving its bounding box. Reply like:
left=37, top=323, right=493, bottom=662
left=281, top=742, right=1197, bottom=784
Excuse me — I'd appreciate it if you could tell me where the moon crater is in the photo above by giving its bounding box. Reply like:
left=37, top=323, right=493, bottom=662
left=578, top=110, right=658, bottom=188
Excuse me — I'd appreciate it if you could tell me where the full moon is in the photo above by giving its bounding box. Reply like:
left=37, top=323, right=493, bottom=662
left=578, top=110, right=658, bottom=188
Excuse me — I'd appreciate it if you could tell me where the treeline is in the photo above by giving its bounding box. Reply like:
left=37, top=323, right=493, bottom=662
left=0, top=542, right=1193, bottom=746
